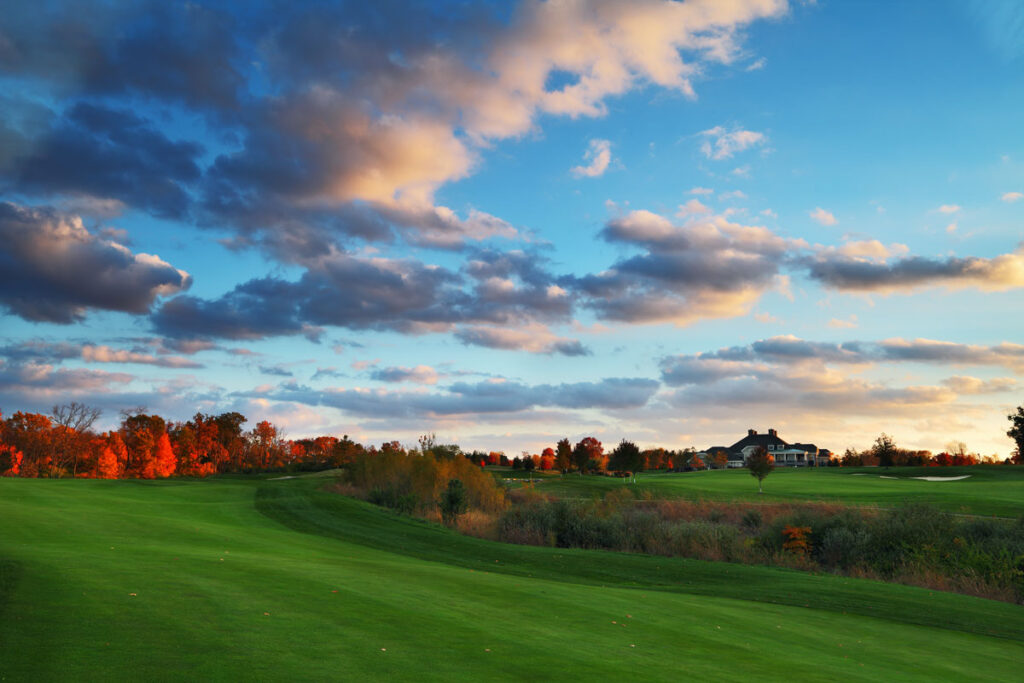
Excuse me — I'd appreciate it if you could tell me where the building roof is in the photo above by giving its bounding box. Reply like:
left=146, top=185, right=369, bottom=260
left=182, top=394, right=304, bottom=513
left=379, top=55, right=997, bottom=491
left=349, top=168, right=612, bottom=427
left=728, top=428, right=787, bottom=453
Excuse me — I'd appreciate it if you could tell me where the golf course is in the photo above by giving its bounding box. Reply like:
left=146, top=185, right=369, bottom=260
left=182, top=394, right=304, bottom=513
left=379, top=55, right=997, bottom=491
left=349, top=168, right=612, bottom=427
left=1, top=473, right=1022, bottom=681
left=509, top=465, right=1024, bottom=517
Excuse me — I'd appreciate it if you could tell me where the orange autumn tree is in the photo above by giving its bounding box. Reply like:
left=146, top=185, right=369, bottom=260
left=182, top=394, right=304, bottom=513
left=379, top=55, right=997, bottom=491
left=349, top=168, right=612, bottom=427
left=0, top=444, right=23, bottom=477
left=141, top=432, right=177, bottom=479
left=2, top=412, right=55, bottom=477
left=94, top=440, right=123, bottom=479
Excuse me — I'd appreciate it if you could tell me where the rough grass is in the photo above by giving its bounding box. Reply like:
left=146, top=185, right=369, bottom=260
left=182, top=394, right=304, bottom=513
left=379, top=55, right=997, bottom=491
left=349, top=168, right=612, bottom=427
left=1, top=477, right=1022, bottom=681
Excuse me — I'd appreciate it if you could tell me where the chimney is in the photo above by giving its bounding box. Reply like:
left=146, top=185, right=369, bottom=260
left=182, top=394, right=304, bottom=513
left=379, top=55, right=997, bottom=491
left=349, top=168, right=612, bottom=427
left=768, top=428, right=777, bottom=437
left=748, top=429, right=757, bottom=437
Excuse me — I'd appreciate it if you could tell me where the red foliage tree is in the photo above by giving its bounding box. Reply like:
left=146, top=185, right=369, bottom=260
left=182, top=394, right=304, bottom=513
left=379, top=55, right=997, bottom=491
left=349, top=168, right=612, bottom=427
left=94, top=440, right=124, bottom=479
left=0, top=444, right=23, bottom=477
left=141, top=432, right=177, bottom=479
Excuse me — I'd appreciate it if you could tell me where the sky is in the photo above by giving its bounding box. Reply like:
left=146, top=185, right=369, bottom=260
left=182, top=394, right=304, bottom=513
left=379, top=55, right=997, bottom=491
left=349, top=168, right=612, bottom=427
left=1, top=0, right=1022, bottom=457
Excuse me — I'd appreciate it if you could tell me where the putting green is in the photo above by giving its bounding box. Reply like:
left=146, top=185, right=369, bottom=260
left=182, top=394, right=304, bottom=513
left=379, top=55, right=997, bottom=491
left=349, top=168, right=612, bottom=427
left=0, top=477, right=1021, bottom=681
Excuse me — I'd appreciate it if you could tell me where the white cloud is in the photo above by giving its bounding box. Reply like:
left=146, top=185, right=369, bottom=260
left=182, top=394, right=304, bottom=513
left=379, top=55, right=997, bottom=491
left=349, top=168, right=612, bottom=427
left=809, top=207, right=837, bottom=226
left=719, top=190, right=747, bottom=201
left=699, top=126, right=766, bottom=160
left=828, top=315, right=858, bottom=329
left=1002, top=191, right=1023, bottom=203
left=689, top=187, right=714, bottom=195
left=745, top=57, right=767, bottom=71
left=571, top=139, right=612, bottom=178
left=675, top=198, right=712, bottom=218
left=938, top=204, right=961, bottom=214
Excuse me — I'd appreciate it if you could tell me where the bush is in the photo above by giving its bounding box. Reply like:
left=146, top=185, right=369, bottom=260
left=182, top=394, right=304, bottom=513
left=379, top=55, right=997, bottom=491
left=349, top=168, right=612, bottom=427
left=741, top=509, right=762, bottom=530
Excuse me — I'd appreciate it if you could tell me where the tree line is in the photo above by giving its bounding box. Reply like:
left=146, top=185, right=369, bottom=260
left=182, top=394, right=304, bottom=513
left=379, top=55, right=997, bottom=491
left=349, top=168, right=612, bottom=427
left=3, top=403, right=1022, bottom=479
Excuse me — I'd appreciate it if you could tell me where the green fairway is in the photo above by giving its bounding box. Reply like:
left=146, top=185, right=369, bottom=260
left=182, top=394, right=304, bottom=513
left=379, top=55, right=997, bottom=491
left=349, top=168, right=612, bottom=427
left=521, top=466, right=1024, bottom=517
left=1, top=478, right=1022, bottom=681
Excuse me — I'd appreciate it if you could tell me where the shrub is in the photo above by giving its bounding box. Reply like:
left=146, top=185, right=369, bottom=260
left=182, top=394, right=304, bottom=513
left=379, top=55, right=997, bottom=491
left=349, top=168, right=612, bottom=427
left=741, top=508, right=763, bottom=530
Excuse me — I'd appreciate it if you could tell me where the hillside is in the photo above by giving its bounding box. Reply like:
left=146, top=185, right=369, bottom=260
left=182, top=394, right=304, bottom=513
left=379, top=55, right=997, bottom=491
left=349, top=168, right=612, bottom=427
left=1, top=477, right=1022, bottom=681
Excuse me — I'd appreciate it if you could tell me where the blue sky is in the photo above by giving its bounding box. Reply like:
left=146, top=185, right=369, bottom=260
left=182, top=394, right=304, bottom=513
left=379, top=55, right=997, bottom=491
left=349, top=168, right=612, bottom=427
left=1, top=0, right=1022, bottom=457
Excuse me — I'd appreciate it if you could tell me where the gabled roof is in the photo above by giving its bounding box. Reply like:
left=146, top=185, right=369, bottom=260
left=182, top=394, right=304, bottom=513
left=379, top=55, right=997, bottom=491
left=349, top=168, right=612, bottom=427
left=728, top=432, right=787, bottom=452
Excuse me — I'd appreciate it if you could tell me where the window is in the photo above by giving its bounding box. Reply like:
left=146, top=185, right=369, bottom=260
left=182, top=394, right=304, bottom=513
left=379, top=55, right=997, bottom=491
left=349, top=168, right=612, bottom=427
left=767, top=445, right=774, bottom=451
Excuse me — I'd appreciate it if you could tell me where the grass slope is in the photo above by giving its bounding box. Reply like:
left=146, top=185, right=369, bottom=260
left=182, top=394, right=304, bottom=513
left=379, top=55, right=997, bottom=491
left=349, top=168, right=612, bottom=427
left=518, top=466, right=1024, bottom=517
left=0, top=477, right=1021, bottom=681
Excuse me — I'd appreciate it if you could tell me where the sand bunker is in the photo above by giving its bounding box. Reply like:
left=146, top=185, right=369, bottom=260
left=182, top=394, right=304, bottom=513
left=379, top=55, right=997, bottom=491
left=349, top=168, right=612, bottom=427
left=878, top=474, right=972, bottom=482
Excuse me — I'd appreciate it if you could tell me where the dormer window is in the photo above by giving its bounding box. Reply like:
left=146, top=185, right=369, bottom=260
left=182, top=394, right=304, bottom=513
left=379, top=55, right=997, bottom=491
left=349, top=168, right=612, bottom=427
left=768, top=445, right=774, bottom=451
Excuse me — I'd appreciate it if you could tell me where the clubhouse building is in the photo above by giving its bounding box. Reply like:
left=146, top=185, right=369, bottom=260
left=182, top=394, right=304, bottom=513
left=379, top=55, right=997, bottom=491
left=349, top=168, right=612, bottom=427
left=701, top=428, right=832, bottom=468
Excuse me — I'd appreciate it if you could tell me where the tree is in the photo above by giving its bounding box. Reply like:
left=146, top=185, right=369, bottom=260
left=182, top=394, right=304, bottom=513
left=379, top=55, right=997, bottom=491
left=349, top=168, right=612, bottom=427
left=873, top=433, right=896, bottom=468
left=1007, top=406, right=1024, bottom=464
left=608, top=439, right=642, bottom=482
left=50, top=402, right=101, bottom=477
left=746, top=446, right=774, bottom=494
left=141, top=432, right=177, bottom=479
left=573, top=437, right=602, bottom=475
left=555, top=438, right=572, bottom=475
left=439, top=479, right=468, bottom=526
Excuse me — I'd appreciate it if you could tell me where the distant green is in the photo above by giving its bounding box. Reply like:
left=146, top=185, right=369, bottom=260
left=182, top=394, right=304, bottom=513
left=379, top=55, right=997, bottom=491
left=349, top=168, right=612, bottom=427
left=0, top=477, right=1021, bottom=681
left=512, top=466, right=1024, bottom=517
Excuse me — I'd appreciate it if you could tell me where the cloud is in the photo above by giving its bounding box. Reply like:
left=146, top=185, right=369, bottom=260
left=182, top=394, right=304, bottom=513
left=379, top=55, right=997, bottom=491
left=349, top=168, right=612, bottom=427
left=0, top=359, right=134, bottom=397
left=193, top=0, right=786, bottom=258
left=804, top=247, right=1024, bottom=293
left=937, top=204, right=961, bottom=214
left=719, top=190, right=747, bottom=201
left=259, top=364, right=294, bottom=377
left=81, top=344, right=203, bottom=369
left=659, top=336, right=1024, bottom=385
left=658, top=336, right=1024, bottom=425
left=689, top=187, right=714, bottom=195
left=455, top=323, right=589, bottom=356
left=571, top=139, right=612, bottom=178
left=746, top=57, right=767, bottom=71
left=1002, top=192, right=1023, bottom=203
left=274, top=376, right=659, bottom=419
left=828, top=316, right=859, bottom=329
left=699, top=126, right=766, bottom=160
left=809, top=207, right=837, bottom=226
left=10, top=103, right=203, bottom=219
left=0, top=202, right=191, bottom=323
left=675, top=199, right=712, bottom=218
left=369, top=365, right=441, bottom=385
left=153, top=247, right=576, bottom=351
left=576, top=209, right=793, bottom=326
left=941, top=375, right=1017, bottom=394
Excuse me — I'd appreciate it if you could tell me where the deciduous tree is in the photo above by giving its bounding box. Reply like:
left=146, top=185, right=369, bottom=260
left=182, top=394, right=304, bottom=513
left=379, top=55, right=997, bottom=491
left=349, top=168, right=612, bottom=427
left=439, top=479, right=468, bottom=526
left=609, top=439, right=642, bottom=482
left=746, top=446, right=774, bottom=494
left=555, top=438, right=572, bottom=475
left=573, top=437, right=602, bottom=475
left=1007, top=406, right=1024, bottom=464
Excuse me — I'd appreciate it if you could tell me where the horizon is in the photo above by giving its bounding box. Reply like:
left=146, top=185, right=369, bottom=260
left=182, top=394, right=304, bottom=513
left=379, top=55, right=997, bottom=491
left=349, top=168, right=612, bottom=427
left=1, top=0, right=1022, bottom=457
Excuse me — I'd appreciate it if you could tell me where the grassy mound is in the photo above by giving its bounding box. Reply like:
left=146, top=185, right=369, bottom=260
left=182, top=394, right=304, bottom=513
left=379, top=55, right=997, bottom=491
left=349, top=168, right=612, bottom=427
left=1, top=477, right=1021, bottom=681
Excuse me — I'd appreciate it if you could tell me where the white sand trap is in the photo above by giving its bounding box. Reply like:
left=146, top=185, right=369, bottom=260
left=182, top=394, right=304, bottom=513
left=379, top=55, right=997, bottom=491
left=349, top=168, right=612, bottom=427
left=878, top=474, right=972, bottom=482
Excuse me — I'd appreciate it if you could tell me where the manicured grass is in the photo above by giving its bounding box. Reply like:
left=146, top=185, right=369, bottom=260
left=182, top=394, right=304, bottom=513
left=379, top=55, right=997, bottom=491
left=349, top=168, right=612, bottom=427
left=521, top=466, right=1024, bottom=517
left=1, top=477, right=1022, bottom=681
